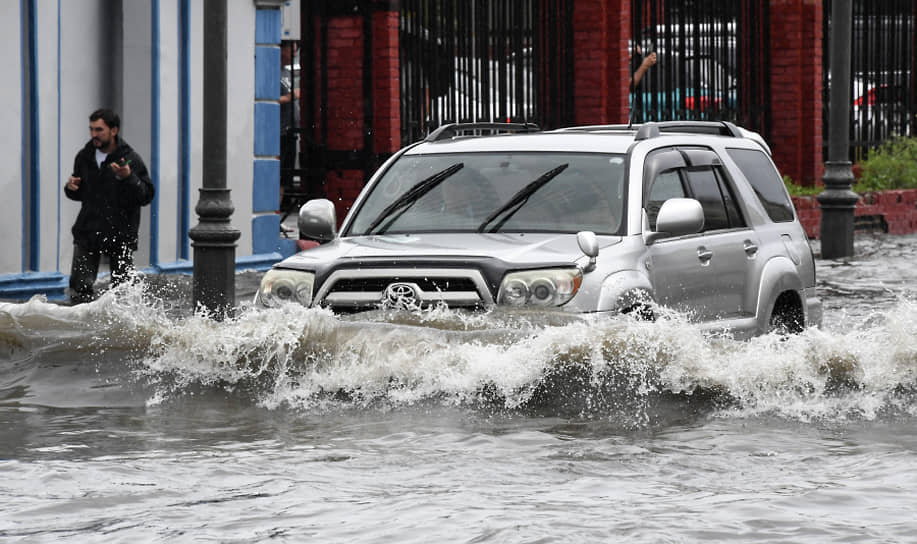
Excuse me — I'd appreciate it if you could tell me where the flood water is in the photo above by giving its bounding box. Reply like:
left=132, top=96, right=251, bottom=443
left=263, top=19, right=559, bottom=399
left=2, top=233, right=917, bottom=542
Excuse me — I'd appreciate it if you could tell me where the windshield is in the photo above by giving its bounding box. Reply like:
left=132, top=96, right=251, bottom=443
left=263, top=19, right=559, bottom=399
left=347, top=152, right=627, bottom=236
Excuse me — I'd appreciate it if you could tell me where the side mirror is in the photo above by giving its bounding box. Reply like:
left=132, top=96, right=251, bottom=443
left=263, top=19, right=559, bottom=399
left=644, top=198, right=704, bottom=245
left=576, top=230, right=599, bottom=273
left=298, top=198, right=337, bottom=243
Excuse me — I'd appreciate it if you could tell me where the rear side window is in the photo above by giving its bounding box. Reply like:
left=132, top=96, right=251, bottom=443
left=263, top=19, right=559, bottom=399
left=727, top=148, right=795, bottom=222
left=685, top=167, right=744, bottom=231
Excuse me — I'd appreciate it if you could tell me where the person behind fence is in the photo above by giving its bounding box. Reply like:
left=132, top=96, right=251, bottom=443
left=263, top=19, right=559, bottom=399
left=64, top=108, right=155, bottom=304
left=279, top=40, right=300, bottom=174
left=631, top=44, right=657, bottom=90
left=629, top=43, right=657, bottom=123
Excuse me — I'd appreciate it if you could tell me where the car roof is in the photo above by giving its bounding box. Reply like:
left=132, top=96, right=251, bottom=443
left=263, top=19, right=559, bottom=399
left=404, top=121, right=771, bottom=156
left=404, top=131, right=638, bottom=155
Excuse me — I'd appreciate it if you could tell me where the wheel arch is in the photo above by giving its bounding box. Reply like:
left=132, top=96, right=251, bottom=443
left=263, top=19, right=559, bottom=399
left=754, top=256, right=806, bottom=333
left=594, top=269, right=655, bottom=313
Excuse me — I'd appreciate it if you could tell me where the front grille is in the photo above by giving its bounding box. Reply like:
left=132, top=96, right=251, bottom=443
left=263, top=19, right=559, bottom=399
left=316, top=268, right=494, bottom=310
left=330, top=277, right=478, bottom=293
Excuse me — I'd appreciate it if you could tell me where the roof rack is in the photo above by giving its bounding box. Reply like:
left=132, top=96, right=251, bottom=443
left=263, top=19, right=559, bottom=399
left=424, top=122, right=541, bottom=142
left=634, top=121, right=743, bottom=140
left=552, top=124, right=636, bottom=133
left=556, top=121, right=743, bottom=139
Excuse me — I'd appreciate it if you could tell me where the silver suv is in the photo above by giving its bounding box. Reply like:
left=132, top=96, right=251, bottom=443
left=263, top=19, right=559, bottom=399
left=257, top=121, right=821, bottom=338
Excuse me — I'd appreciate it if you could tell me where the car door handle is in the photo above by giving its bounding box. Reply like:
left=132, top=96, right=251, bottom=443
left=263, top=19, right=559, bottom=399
left=697, top=247, right=713, bottom=264
left=743, top=240, right=759, bottom=257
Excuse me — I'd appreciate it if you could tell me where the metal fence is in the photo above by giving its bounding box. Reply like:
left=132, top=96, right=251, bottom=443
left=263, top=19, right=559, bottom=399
left=399, top=0, right=574, bottom=144
left=630, top=0, right=770, bottom=137
left=824, top=0, right=917, bottom=159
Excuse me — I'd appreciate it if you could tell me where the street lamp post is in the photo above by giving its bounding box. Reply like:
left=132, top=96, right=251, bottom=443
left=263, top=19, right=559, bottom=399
left=817, top=0, right=859, bottom=259
left=189, top=0, right=240, bottom=317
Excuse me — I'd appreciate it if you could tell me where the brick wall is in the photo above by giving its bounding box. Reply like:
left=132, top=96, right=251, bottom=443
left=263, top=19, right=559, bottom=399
left=372, top=9, right=401, bottom=155
left=324, top=16, right=364, bottom=153
left=793, top=190, right=917, bottom=239
left=572, top=0, right=631, bottom=125
left=315, top=5, right=401, bottom=224
left=769, top=0, right=824, bottom=186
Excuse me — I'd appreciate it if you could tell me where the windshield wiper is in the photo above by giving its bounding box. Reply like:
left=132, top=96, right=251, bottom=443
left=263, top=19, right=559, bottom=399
left=365, top=162, right=464, bottom=234
left=477, top=163, right=569, bottom=233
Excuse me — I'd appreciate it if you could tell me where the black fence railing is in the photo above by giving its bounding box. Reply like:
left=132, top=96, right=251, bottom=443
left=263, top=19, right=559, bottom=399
left=824, top=0, right=917, bottom=160
left=399, top=0, right=574, bottom=145
left=630, top=0, right=770, bottom=139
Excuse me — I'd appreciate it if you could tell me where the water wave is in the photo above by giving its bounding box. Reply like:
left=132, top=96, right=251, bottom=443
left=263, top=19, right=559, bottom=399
left=2, top=282, right=917, bottom=423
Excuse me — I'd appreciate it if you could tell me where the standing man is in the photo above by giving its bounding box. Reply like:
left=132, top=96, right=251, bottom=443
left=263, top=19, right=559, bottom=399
left=64, top=108, right=155, bottom=304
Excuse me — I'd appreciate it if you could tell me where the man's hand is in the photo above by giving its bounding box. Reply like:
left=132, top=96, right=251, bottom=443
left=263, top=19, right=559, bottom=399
left=66, top=175, right=81, bottom=191
left=111, top=158, right=132, bottom=180
left=641, top=52, right=658, bottom=70
left=279, top=88, right=301, bottom=104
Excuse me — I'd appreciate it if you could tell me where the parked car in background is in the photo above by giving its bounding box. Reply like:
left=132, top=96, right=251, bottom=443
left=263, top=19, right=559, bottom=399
left=852, top=71, right=914, bottom=140
left=257, top=121, right=821, bottom=339
left=631, top=51, right=737, bottom=122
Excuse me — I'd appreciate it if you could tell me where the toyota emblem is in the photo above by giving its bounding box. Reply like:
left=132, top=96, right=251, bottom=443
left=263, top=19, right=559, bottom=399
left=382, top=282, right=421, bottom=310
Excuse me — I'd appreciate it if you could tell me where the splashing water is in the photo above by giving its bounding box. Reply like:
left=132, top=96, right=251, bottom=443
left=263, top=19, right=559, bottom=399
left=4, top=277, right=916, bottom=425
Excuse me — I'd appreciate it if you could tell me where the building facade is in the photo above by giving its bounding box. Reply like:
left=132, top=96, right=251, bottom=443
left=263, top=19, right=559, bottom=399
left=2, top=0, right=296, bottom=300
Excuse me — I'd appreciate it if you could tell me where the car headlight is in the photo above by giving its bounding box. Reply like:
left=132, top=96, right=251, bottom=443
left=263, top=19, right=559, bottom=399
left=497, top=268, right=582, bottom=307
left=256, top=268, right=315, bottom=307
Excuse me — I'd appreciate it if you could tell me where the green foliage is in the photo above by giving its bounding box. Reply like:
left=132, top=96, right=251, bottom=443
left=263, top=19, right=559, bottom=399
left=858, top=137, right=917, bottom=191
left=783, top=176, right=821, bottom=197
left=783, top=137, right=917, bottom=197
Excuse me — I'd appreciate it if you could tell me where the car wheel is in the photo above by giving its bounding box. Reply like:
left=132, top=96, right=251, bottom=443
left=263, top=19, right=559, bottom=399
left=768, top=293, right=804, bottom=335
left=620, top=291, right=657, bottom=321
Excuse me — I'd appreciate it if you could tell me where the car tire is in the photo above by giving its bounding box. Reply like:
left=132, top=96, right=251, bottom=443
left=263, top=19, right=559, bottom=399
left=768, top=293, right=804, bottom=335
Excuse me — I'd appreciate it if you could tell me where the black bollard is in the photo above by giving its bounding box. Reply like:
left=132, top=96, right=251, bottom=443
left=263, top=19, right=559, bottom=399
left=189, top=0, right=240, bottom=318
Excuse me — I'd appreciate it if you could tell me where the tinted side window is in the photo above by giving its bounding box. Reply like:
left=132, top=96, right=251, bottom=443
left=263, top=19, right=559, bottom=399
left=685, top=168, right=730, bottom=231
left=727, top=148, right=795, bottom=222
left=714, top=167, right=745, bottom=228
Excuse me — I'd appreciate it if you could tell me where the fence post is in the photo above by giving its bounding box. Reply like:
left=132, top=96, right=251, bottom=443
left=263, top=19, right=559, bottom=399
left=768, top=0, right=825, bottom=186
left=314, top=1, right=400, bottom=221
left=571, top=0, right=631, bottom=125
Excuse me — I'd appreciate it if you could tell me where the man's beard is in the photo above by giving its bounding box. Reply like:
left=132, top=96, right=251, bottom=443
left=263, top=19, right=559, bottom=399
left=93, top=137, right=109, bottom=148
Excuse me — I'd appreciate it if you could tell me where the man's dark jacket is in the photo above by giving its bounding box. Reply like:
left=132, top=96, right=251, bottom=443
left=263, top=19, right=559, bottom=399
left=64, top=138, right=155, bottom=253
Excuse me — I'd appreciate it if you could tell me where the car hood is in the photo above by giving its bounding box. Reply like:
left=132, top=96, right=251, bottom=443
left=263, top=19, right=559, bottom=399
left=278, top=232, right=622, bottom=270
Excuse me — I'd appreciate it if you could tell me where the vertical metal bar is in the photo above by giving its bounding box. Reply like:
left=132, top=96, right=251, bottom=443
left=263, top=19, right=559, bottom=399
left=418, top=1, right=427, bottom=133
left=320, top=3, right=329, bottom=149
left=911, top=0, right=917, bottom=137
left=458, top=2, right=474, bottom=121
left=22, top=0, right=40, bottom=271
left=179, top=0, right=191, bottom=260
left=150, top=0, right=160, bottom=267
left=762, top=0, right=771, bottom=140
left=445, top=0, right=456, bottom=125
left=497, top=0, right=506, bottom=122
left=302, top=2, right=313, bottom=145
left=476, top=0, right=484, bottom=122
left=398, top=0, right=406, bottom=141
left=430, top=0, right=439, bottom=127
left=362, top=0, right=373, bottom=182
